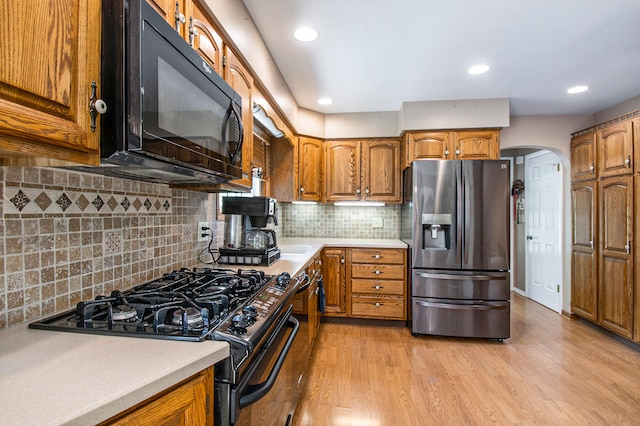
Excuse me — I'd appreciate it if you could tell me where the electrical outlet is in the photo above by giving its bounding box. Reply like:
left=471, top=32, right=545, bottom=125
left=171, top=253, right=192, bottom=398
left=372, top=217, right=383, bottom=228
left=197, top=222, right=210, bottom=242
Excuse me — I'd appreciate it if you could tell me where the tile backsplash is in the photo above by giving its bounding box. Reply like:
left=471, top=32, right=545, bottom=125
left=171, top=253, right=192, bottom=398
left=0, top=167, right=215, bottom=329
left=0, top=167, right=402, bottom=330
left=278, top=203, right=400, bottom=239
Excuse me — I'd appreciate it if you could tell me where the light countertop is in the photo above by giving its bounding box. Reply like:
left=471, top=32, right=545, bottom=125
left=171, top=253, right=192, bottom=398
left=211, top=237, right=408, bottom=277
left=0, top=238, right=404, bottom=425
left=0, top=323, right=228, bottom=426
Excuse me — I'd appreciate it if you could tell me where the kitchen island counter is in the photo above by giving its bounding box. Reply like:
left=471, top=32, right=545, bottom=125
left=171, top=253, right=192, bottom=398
left=0, top=323, right=228, bottom=426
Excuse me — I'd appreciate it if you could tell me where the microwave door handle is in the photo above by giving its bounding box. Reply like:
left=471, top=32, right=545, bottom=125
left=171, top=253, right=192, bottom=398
left=223, top=102, right=244, bottom=165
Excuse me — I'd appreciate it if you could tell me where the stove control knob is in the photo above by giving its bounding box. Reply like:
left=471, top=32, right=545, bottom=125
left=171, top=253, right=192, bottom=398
left=276, top=272, right=291, bottom=288
left=242, top=305, right=259, bottom=323
left=230, top=314, right=249, bottom=334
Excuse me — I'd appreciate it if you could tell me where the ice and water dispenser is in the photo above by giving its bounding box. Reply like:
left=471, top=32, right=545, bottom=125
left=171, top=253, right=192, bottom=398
left=421, top=213, right=452, bottom=250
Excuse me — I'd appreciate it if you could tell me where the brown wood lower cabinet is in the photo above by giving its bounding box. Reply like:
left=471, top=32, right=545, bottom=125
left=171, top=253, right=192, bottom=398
left=348, top=248, right=407, bottom=320
left=100, top=366, right=214, bottom=426
left=322, top=248, right=347, bottom=316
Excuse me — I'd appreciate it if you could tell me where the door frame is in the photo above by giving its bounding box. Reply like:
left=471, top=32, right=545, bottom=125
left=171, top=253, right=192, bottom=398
left=524, top=149, right=564, bottom=313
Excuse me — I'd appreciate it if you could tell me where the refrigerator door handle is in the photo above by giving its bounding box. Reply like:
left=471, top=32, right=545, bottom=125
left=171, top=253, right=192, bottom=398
left=416, top=272, right=508, bottom=281
left=415, top=300, right=508, bottom=311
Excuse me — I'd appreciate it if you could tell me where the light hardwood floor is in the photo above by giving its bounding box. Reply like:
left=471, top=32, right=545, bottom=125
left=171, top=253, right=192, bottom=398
left=292, top=293, right=640, bottom=425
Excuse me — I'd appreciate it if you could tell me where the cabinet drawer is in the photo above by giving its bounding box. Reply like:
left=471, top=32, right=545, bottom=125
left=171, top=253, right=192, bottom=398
left=351, top=295, right=405, bottom=319
left=351, top=249, right=404, bottom=265
left=351, top=279, right=404, bottom=295
left=351, top=264, right=405, bottom=280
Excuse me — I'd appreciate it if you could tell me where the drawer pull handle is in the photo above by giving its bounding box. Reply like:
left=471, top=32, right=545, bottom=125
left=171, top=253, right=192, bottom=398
left=374, top=270, right=383, bottom=275
left=375, top=302, right=383, bottom=307
left=372, top=254, right=382, bottom=259
left=372, top=285, right=384, bottom=290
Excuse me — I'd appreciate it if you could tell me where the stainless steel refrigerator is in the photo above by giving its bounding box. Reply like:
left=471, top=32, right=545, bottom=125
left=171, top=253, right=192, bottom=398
left=401, top=159, right=511, bottom=340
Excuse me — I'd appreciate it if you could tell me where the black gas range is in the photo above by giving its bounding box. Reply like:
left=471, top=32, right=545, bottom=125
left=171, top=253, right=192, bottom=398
left=30, top=267, right=307, bottom=425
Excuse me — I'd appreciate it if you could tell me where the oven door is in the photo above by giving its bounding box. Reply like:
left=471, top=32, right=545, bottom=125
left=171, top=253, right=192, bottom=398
left=232, top=307, right=301, bottom=426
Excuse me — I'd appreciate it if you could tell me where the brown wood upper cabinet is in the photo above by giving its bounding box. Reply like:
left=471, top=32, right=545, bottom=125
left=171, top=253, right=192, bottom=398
left=597, top=120, right=634, bottom=178
left=0, top=0, right=101, bottom=166
left=402, top=129, right=500, bottom=167
left=570, top=132, right=597, bottom=181
left=298, top=137, right=324, bottom=202
left=325, top=139, right=401, bottom=203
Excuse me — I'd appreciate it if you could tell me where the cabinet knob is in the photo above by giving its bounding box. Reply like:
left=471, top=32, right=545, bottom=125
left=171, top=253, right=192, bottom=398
left=625, top=155, right=631, bottom=167
left=300, top=187, right=305, bottom=193
left=341, top=258, right=345, bottom=264
left=590, top=163, right=595, bottom=171
left=375, top=302, right=382, bottom=307
left=372, top=285, right=383, bottom=290
left=356, top=188, right=361, bottom=195
left=374, top=270, right=382, bottom=275
left=455, top=148, right=461, bottom=156
left=372, top=254, right=381, bottom=259
left=188, top=17, right=199, bottom=46
left=89, top=81, right=107, bottom=132
left=175, top=2, right=186, bottom=30
left=445, top=149, right=450, bottom=158
left=365, top=187, right=370, bottom=195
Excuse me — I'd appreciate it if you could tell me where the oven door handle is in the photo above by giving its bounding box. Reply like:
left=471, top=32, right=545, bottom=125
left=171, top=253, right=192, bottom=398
left=238, top=315, right=300, bottom=409
left=295, top=272, right=311, bottom=294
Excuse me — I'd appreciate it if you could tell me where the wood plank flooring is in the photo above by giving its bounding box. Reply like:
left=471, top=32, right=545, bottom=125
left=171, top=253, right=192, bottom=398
left=292, top=293, right=640, bottom=425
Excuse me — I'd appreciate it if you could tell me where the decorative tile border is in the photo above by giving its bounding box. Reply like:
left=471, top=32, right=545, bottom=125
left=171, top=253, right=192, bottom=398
left=4, top=186, right=171, bottom=215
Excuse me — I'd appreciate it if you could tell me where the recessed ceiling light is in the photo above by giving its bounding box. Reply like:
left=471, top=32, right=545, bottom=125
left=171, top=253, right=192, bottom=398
left=294, top=26, right=318, bottom=42
left=567, top=85, right=589, bottom=94
left=467, top=64, right=490, bottom=75
left=317, top=97, right=333, bottom=105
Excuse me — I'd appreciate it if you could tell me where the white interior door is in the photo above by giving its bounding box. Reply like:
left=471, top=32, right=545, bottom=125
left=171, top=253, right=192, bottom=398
left=525, top=150, right=562, bottom=313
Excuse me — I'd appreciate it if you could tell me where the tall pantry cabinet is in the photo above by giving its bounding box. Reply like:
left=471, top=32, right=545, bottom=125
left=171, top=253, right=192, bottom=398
left=570, top=113, right=639, bottom=342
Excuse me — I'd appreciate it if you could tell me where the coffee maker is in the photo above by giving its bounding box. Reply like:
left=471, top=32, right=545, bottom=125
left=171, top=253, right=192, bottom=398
left=219, top=196, right=281, bottom=266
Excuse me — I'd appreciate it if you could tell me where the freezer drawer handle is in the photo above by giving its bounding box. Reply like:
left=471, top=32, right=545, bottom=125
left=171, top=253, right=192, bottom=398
left=416, top=272, right=507, bottom=281
left=415, top=300, right=507, bottom=311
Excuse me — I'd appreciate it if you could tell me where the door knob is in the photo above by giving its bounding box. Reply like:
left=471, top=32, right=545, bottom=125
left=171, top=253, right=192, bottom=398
left=526, top=235, right=533, bottom=240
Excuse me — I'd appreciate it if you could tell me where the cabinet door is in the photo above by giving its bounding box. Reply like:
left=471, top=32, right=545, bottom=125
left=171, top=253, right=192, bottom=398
left=570, top=132, right=596, bottom=181
left=598, top=176, right=633, bottom=338
left=147, top=0, right=187, bottom=36
left=410, top=132, right=450, bottom=160
left=322, top=248, right=346, bottom=316
left=598, top=121, right=633, bottom=178
left=453, top=130, right=500, bottom=160
left=571, top=180, right=598, bottom=321
left=298, top=137, right=324, bottom=201
left=325, top=141, right=361, bottom=201
left=0, top=0, right=100, bottom=166
left=224, top=47, right=253, bottom=189
left=362, top=139, right=401, bottom=202
left=188, top=1, right=224, bottom=75
left=101, top=367, right=213, bottom=426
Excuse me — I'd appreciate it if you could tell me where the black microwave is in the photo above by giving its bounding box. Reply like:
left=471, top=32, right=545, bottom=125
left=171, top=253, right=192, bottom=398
left=97, top=0, right=243, bottom=184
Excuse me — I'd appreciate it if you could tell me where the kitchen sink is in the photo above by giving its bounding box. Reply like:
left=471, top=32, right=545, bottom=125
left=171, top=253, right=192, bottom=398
left=279, top=244, right=312, bottom=255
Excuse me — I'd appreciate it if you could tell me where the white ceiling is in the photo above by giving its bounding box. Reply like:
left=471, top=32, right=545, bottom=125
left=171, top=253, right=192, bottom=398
left=241, top=0, right=640, bottom=116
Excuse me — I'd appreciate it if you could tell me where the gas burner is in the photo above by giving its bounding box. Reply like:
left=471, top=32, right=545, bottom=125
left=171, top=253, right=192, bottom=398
left=171, top=307, right=204, bottom=329
left=112, top=304, right=138, bottom=321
